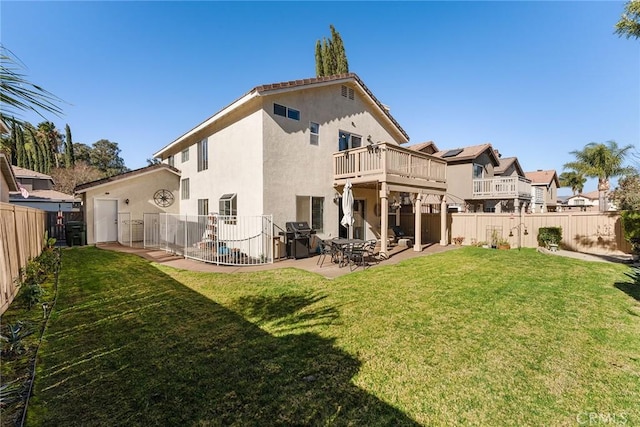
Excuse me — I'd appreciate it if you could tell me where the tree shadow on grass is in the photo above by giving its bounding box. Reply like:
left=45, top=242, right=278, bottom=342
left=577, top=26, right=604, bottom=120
left=614, top=268, right=640, bottom=302
left=31, top=249, right=419, bottom=426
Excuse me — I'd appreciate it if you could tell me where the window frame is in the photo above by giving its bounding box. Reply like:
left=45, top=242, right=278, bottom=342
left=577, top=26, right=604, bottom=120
left=198, top=198, right=209, bottom=216
left=168, top=155, right=174, bottom=168
left=472, top=164, right=484, bottom=179
left=296, top=195, right=324, bottom=233
left=309, top=122, right=319, bottom=146
left=181, top=148, right=189, bottom=163
left=181, top=178, right=190, bottom=200
left=197, top=139, right=208, bottom=172
left=273, top=103, right=300, bottom=121
left=219, top=193, right=237, bottom=216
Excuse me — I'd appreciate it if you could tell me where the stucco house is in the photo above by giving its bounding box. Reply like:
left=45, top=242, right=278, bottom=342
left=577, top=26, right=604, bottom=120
left=153, top=73, right=448, bottom=255
left=412, top=143, right=531, bottom=213
left=9, top=166, right=79, bottom=241
left=525, top=169, right=560, bottom=213
left=75, top=163, right=180, bottom=245
left=562, top=190, right=612, bottom=211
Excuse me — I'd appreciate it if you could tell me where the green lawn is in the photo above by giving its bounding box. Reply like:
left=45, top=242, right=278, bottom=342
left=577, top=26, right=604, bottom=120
left=22, top=246, right=640, bottom=426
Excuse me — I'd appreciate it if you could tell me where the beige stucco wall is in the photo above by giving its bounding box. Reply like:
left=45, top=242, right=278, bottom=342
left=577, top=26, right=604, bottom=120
left=261, top=83, right=403, bottom=239
left=82, top=169, right=180, bottom=244
left=177, top=104, right=264, bottom=218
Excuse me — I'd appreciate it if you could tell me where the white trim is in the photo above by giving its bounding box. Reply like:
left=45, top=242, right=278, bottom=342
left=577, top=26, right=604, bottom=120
left=75, top=167, right=180, bottom=194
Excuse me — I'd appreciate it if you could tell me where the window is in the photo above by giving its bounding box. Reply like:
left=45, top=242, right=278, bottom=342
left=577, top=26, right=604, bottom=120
left=273, top=103, right=300, bottom=121
left=296, top=196, right=324, bottom=233
left=535, top=187, right=544, bottom=202
left=181, top=178, right=190, bottom=200
left=310, top=122, right=319, bottom=145
left=198, top=199, right=209, bottom=216
left=197, top=139, right=208, bottom=171
left=219, top=193, right=237, bottom=216
left=168, top=155, right=174, bottom=167
left=181, top=148, right=189, bottom=163
left=473, top=164, right=484, bottom=179
left=338, top=131, right=362, bottom=151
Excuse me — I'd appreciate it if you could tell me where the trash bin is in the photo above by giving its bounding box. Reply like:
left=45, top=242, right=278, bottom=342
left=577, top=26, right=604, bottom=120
left=66, top=221, right=86, bottom=246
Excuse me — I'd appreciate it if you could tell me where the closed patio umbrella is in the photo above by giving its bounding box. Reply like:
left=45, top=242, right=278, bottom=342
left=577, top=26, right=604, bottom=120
left=341, top=180, right=354, bottom=238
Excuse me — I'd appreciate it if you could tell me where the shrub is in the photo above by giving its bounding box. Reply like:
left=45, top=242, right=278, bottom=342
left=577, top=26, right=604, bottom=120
left=621, top=211, right=640, bottom=256
left=537, top=227, right=562, bottom=248
left=0, top=321, right=34, bottom=357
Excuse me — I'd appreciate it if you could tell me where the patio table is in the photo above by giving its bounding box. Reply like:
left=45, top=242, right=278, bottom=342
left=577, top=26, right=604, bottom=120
left=330, top=238, right=366, bottom=267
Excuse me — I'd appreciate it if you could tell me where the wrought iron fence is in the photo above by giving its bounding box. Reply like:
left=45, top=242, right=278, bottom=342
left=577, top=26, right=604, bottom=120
left=144, top=213, right=274, bottom=266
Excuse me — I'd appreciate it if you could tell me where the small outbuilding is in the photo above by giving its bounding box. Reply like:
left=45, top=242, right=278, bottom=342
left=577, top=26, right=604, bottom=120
left=75, top=164, right=180, bottom=245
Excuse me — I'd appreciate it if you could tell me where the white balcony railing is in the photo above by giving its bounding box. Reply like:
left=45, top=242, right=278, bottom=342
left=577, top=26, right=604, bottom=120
left=472, top=176, right=532, bottom=199
left=333, top=142, right=446, bottom=186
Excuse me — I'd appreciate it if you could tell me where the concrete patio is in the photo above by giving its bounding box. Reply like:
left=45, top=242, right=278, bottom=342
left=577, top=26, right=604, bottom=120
left=96, top=242, right=459, bottom=279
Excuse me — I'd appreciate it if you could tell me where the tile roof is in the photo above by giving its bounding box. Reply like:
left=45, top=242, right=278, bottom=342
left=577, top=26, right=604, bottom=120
left=525, top=170, right=559, bottom=186
left=155, top=73, right=409, bottom=157
left=9, top=189, right=76, bottom=202
left=12, top=166, right=53, bottom=180
left=433, top=143, right=499, bottom=164
left=251, top=73, right=409, bottom=141
left=408, top=141, right=439, bottom=154
left=75, top=163, right=180, bottom=193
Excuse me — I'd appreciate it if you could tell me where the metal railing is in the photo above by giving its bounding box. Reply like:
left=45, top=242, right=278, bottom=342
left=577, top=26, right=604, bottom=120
left=144, top=213, right=274, bottom=266
left=333, top=142, right=446, bottom=184
left=472, top=176, right=531, bottom=199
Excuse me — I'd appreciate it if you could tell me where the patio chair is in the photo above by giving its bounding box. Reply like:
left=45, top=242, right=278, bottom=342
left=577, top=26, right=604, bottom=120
left=344, top=240, right=378, bottom=271
left=390, top=225, right=414, bottom=246
left=316, top=238, right=338, bottom=267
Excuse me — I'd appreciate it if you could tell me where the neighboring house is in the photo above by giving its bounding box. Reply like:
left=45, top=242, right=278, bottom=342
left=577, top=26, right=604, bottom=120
left=414, top=143, right=531, bottom=213
left=0, top=154, right=19, bottom=203
left=563, top=190, right=614, bottom=211
left=153, top=73, right=448, bottom=254
left=75, top=163, right=180, bottom=245
left=525, top=169, right=560, bottom=213
left=9, top=166, right=79, bottom=241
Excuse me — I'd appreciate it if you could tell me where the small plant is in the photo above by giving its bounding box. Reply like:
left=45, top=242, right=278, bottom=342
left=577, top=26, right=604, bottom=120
left=0, top=381, right=23, bottom=408
left=0, top=321, right=34, bottom=357
left=453, top=236, right=465, bottom=245
left=17, top=282, right=46, bottom=310
left=497, top=238, right=511, bottom=250
left=490, top=229, right=500, bottom=248
left=43, top=230, right=57, bottom=249
left=537, top=227, right=562, bottom=248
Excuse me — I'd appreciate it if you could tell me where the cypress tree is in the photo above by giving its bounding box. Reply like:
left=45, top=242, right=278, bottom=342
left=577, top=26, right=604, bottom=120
left=315, top=40, right=323, bottom=77
left=16, top=125, right=25, bottom=168
left=9, top=118, right=18, bottom=165
left=315, top=25, right=349, bottom=77
left=64, top=123, right=75, bottom=168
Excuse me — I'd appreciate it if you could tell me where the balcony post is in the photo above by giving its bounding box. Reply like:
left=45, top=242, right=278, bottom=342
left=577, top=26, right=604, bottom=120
left=440, top=195, right=448, bottom=246
left=414, top=193, right=422, bottom=251
left=380, top=182, right=389, bottom=256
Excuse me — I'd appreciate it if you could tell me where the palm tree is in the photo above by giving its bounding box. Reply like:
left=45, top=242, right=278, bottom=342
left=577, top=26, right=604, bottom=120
left=564, top=141, right=635, bottom=211
left=0, top=44, right=63, bottom=125
left=558, top=171, right=587, bottom=195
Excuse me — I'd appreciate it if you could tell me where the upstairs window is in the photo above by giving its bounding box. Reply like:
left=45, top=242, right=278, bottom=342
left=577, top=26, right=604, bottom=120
left=274, top=103, right=300, bottom=121
left=197, top=139, right=208, bottom=172
left=181, top=178, right=190, bottom=200
left=168, top=155, right=174, bottom=167
left=310, top=122, right=319, bottom=145
left=181, top=148, right=189, bottom=163
left=473, top=164, right=484, bottom=179
left=219, top=193, right=237, bottom=216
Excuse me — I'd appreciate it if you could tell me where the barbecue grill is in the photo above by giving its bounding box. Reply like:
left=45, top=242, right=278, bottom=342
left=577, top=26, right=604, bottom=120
left=282, top=221, right=316, bottom=259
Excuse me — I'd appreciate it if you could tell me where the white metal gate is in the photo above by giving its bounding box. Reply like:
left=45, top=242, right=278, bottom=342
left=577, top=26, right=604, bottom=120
left=144, top=213, right=274, bottom=266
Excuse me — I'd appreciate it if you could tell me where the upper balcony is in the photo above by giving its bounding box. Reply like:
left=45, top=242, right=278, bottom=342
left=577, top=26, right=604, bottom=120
left=333, top=142, right=447, bottom=191
left=472, top=176, right=531, bottom=200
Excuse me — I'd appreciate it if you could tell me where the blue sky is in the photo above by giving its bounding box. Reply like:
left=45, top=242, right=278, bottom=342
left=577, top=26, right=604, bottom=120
left=2, top=1, right=638, bottom=195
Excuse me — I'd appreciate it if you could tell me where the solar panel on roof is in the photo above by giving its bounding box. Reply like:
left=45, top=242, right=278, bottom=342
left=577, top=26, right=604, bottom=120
left=442, top=148, right=463, bottom=158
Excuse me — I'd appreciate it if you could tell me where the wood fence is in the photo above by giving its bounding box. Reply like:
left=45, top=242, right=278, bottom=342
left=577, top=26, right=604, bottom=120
left=398, top=211, right=632, bottom=255
left=0, top=203, right=46, bottom=314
